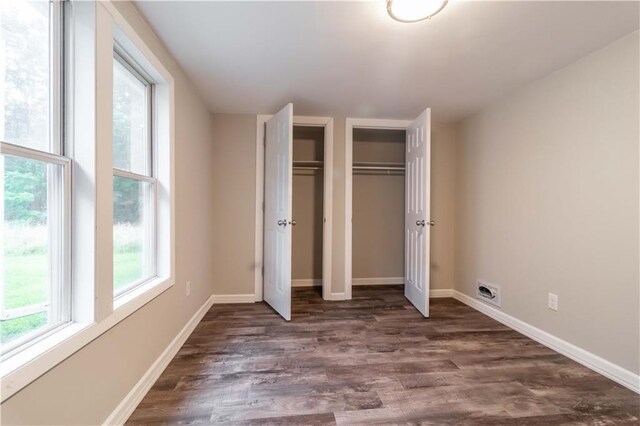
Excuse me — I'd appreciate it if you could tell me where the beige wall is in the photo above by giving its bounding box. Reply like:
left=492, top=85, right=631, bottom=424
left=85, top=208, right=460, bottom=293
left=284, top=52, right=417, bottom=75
left=210, top=114, right=257, bottom=295
left=353, top=173, right=405, bottom=278
left=455, top=31, right=640, bottom=374
left=430, top=124, right=458, bottom=291
left=209, top=114, right=458, bottom=295
left=1, top=2, right=218, bottom=424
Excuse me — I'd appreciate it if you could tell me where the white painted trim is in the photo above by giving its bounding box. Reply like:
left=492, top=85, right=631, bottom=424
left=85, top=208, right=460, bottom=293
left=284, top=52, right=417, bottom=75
left=346, top=118, right=413, bottom=130
left=344, top=119, right=353, bottom=300
left=255, top=114, right=334, bottom=302
left=331, top=293, right=346, bottom=301
left=430, top=289, right=454, bottom=298
left=0, top=278, right=173, bottom=402
left=104, top=295, right=214, bottom=425
left=212, top=294, right=256, bottom=304
left=452, top=290, right=640, bottom=394
left=320, top=118, right=334, bottom=301
left=100, top=2, right=173, bottom=85
left=344, top=117, right=413, bottom=301
left=1, top=0, right=177, bottom=402
left=353, top=277, right=404, bottom=286
left=292, top=279, right=322, bottom=287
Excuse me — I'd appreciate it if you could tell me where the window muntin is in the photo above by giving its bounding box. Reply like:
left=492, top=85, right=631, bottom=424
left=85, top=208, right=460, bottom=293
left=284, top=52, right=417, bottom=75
left=0, top=0, right=69, bottom=356
left=112, top=52, right=157, bottom=298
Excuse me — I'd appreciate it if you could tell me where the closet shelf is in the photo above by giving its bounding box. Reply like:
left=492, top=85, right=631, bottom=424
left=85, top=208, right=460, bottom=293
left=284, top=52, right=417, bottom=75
left=293, top=160, right=324, bottom=170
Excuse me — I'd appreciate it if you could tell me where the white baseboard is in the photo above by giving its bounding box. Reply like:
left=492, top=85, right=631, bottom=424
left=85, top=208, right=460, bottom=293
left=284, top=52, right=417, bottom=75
left=292, top=279, right=322, bottom=287
left=104, top=295, right=215, bottom=425
left=430, top=289, right=453, bottom=298
left=452, top=290, right=640, bottom=394
left=353, top=277, right=404, bottom=286
left=331, top=292, right=346, bottom=300
left=212, top=294, right=255, bottom=304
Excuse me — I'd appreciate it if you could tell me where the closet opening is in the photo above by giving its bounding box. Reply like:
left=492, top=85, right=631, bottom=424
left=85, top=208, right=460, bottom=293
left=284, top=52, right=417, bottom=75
left=344, top=111, right=432, bottom=316
left=351, top=128, right=406, bottom=289
left=255, top=112, right=334, bottom=315
left=292, top=125, right=325, bottom=296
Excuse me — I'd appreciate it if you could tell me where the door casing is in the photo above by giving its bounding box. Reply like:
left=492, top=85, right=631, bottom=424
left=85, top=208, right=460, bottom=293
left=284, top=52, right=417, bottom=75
left=255, top=115, right=334, bottom=301
left=345, top=117, right=415, bottom=301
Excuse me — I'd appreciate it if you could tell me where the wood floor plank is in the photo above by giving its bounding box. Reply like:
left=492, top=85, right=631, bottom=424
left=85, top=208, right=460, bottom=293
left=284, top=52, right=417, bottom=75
left=127, top=285, right=639, bottom=425
left=241, top=412, right=337, bottom=426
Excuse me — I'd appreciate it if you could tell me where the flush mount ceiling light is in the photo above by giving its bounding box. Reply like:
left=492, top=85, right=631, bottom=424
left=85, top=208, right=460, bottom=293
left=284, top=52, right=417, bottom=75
left=387, top=0, right=448, bottom=23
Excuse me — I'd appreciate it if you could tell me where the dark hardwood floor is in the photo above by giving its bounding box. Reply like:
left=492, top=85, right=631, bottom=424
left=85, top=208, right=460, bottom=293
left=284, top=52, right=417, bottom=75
left=127, top=286, right=639, bottom=425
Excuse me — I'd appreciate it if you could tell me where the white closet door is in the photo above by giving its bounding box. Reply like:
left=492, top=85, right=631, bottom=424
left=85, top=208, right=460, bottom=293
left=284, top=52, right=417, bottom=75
left=404, top=109, right=432, bottom=317
left=264, top=104, right=293, bottom=321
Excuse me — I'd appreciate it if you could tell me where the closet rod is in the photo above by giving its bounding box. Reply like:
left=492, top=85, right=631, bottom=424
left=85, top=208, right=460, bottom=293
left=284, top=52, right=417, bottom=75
left=293, top=166, right=323, bottom=171
left=293, top=161, right=323, bottom=166
left=352, top=161, right=405, bottom=171
left=353, top=166, right=405, bottom=171
left=353, top=170, right=405, bottom=176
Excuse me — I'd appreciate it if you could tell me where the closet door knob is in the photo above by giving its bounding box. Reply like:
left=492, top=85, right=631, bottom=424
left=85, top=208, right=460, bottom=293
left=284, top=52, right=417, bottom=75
left=428, top=220, right=436, bottom=227
left=289, top=220, right=297, bottom=226
left=277, top=219, right=287, bottom=226
left=416, top=220, right=425, bottom=227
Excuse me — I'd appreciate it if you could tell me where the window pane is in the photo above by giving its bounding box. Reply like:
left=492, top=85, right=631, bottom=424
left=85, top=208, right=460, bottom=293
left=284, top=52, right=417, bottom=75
left=0, top=0, right=51, bottom=152
left=2, top=154, right=64, bottom=346
left=113, top=59, right=149, bottom=175
left=113, top=175, right=154, bottom=294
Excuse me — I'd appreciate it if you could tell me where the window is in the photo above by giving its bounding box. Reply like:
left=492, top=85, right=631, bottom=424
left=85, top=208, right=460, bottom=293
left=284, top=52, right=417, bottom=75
left=0, top=1, right=174, bottom=400
left=1, top=0, right=70, bottom=354
left=112, top=50, right=157, bottom=298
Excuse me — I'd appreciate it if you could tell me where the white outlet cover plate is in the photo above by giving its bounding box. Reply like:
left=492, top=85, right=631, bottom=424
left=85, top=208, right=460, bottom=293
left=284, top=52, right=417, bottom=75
left=548, top=293, right=558, bottom=311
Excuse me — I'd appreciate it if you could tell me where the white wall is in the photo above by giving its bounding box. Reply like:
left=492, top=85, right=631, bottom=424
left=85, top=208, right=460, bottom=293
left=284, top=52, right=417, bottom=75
left=0, top=2, right=217, bottom=424
left=455, top=31, right=640, bottom=374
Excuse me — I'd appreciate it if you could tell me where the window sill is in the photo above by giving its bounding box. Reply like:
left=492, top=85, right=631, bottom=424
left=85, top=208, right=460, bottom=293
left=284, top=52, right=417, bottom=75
left=0, top=276, right=173, bottom=402
left=114, top=276, right=171, bottom=311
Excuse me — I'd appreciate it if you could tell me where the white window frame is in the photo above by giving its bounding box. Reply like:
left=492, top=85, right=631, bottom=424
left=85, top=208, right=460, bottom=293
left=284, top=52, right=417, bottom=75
left=111, top=49, right=158, bottom=300
left=0, top=0, right=175, bottom=403
left=0, top=143, right=72, bottom=357
left=0, top=0, right=71, bottom=359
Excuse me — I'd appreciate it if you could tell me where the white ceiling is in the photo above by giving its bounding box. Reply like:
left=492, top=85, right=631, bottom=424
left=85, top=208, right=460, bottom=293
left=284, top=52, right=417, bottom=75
left=135, top=1, right=639, bottom=123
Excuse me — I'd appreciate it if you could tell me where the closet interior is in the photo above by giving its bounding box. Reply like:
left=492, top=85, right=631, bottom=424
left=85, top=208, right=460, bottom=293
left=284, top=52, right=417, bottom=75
left=352, top=128, right=406, bottom=284
left=292, top=125, right=325, bottom=291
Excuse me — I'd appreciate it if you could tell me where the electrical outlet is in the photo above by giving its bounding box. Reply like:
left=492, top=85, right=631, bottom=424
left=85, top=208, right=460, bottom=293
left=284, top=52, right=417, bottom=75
left=186, top=281, right=191, bottom=297
left=548, top=293, right=558, bottom=311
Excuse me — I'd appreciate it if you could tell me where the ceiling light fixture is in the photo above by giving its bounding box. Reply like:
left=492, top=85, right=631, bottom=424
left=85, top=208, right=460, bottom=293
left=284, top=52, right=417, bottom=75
left=387, top=0, right=448, bottom=23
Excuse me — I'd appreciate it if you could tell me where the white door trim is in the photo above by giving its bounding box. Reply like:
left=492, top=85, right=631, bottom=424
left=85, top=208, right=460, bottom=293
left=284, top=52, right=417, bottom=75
left=255, top=115, right=334, bottom=301
left=344, top=117, right=412, bottom=300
